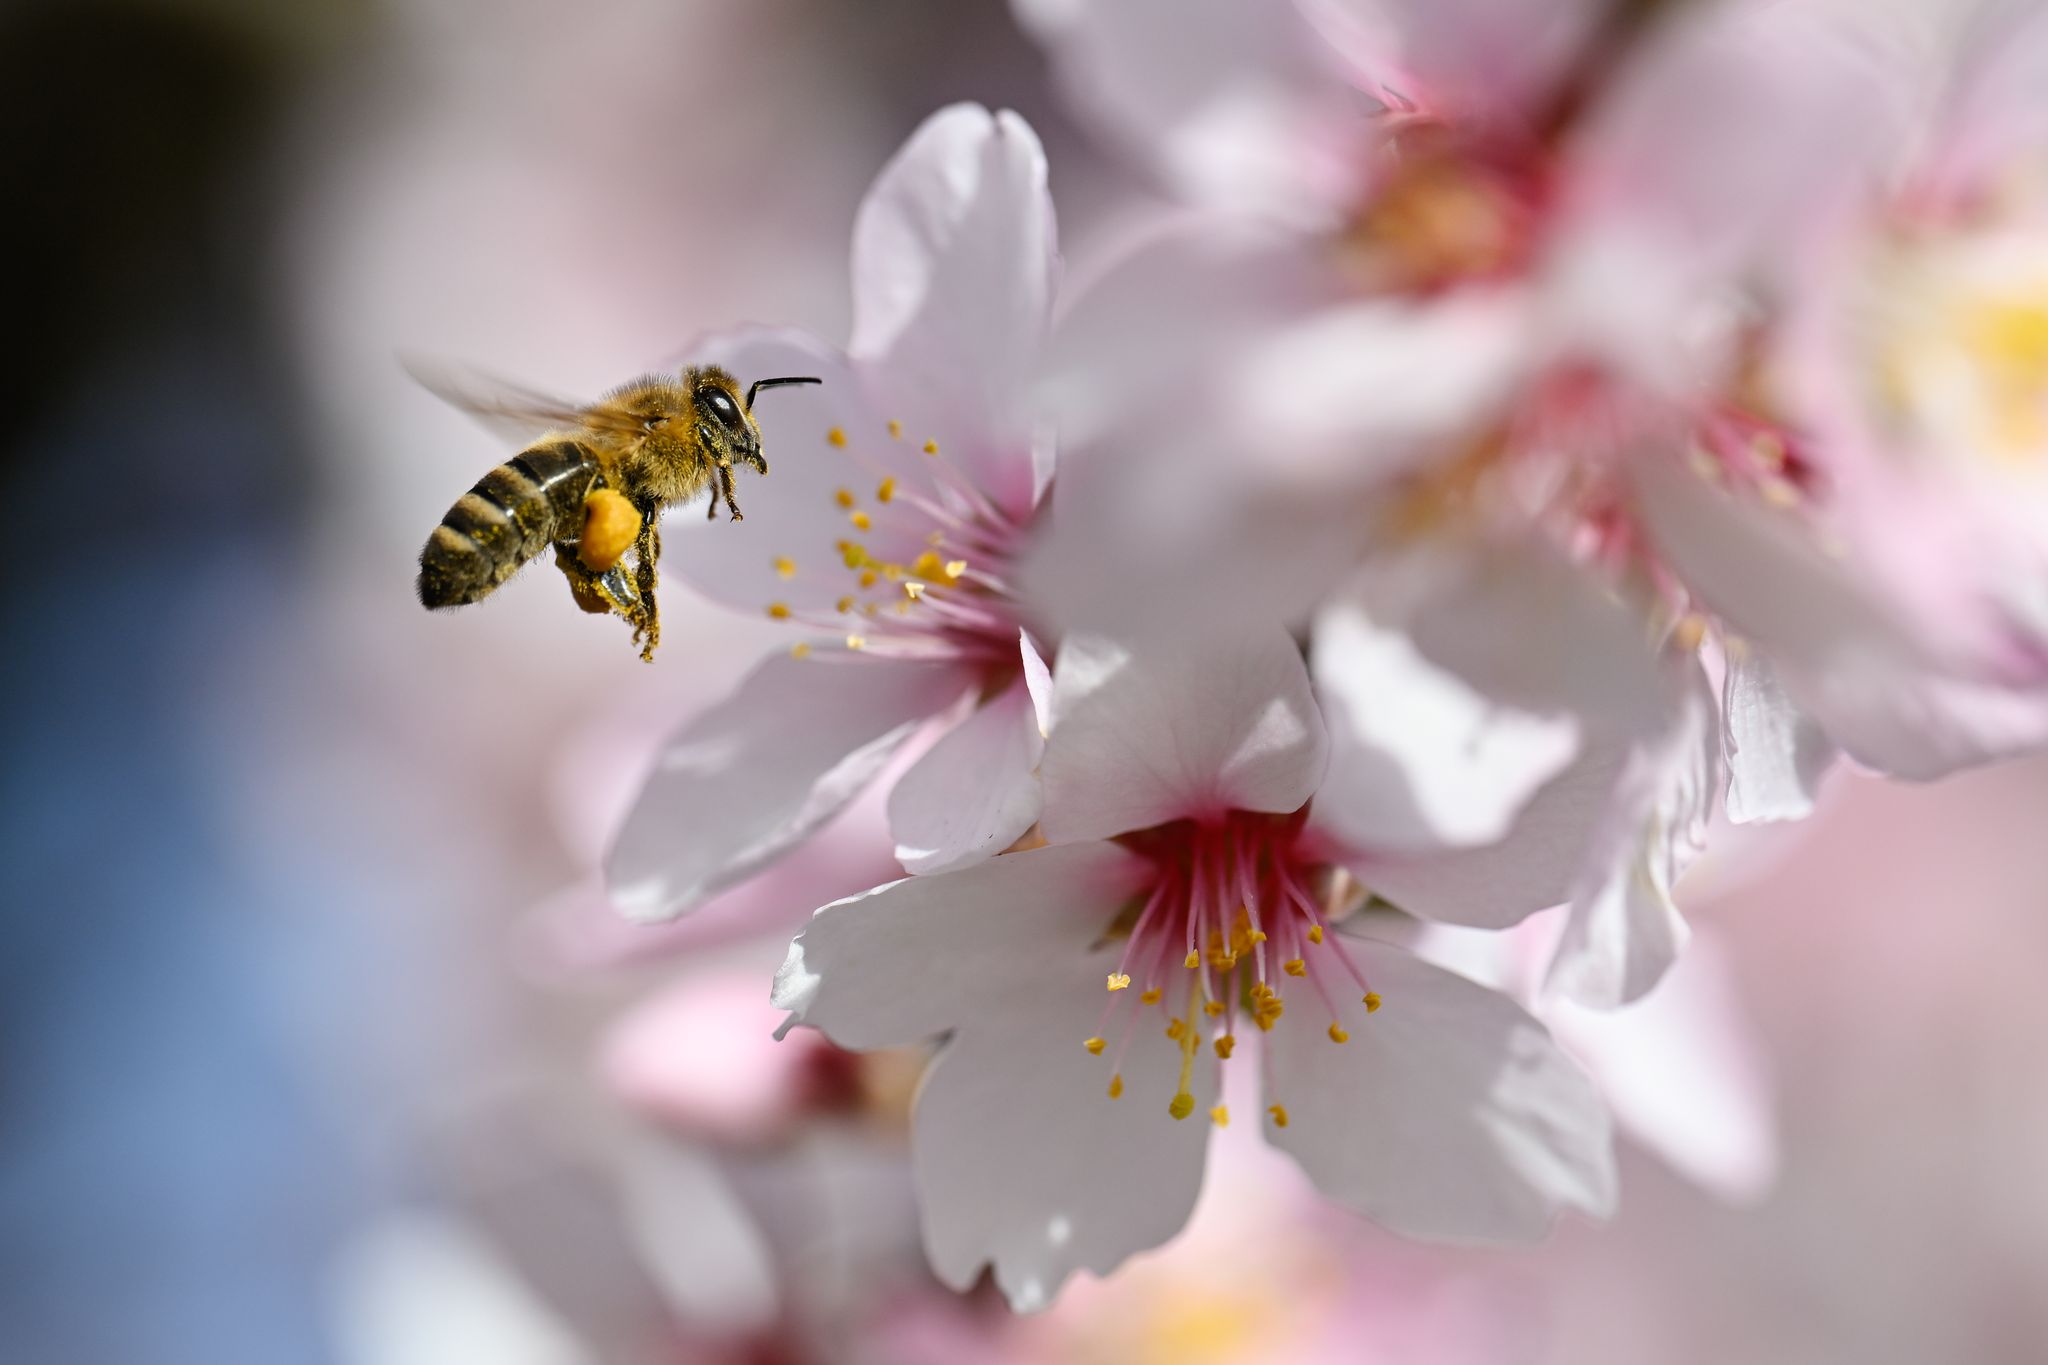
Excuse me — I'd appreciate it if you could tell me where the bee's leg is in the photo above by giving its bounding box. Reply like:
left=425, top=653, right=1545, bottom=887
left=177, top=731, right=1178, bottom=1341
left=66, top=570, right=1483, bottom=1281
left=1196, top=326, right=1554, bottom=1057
left=630, top=517, right=662, bottom=662
left=554, top=542, right=645, bottom=630
left=716, top=461, right=744, bottom=522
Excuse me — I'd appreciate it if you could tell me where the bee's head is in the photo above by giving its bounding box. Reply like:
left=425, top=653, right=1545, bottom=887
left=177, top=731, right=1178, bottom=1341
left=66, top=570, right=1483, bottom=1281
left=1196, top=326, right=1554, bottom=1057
left=680, top=365, right=820, bottom=479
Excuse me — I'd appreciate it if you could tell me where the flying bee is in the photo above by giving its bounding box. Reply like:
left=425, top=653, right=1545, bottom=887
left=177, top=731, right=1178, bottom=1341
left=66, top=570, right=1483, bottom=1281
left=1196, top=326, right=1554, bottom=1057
left=413, top=363, right=820, bottom=661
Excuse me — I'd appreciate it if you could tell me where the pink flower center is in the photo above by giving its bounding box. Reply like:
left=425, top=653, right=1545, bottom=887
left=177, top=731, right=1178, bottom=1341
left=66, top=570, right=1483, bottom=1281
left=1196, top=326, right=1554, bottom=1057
left=761, top=418, right=1032, bottom=666
left=1083, top=810, right=1381, bottom=1128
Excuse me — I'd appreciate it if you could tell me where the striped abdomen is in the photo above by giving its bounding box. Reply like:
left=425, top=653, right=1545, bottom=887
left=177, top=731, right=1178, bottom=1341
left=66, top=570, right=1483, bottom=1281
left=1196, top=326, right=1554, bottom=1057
left=418, top=439, right=601, bottom=608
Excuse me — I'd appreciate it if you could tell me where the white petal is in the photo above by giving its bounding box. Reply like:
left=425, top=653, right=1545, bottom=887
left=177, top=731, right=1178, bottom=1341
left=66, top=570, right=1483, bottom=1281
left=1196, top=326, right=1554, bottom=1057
left=888, top=675, right=1045, bottom=876
left=1015, top=0, right=1369, bottom=218
left=914, top=964, right=1216, bottom=1310
left=1300, top=0, right=1606, bottom=124
left=771, top=841, right=1152, bottom=1048
left=666, top=327, right=936, bottom=615
left=1041, top=627, right=1329, bottom=844
left=1723, top=652, right=1835, bottom=824
left=1347, top=730, right=1624, bottom=929
left=1545, top=662, right=1718, bottom=1008
left=1312, top=587, right=1579, bottom=855
left=607, top=651, right=972, bottom=922
left=850, top=104, right=1054, bottom=518
left=1545, top=930, right=1777, bottom=1203
left=1261, top=940, right=1616, bottom=1243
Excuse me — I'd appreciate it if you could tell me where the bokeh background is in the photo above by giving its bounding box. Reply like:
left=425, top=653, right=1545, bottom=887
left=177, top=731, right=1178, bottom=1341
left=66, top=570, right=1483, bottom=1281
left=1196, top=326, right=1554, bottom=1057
left=4, top=1, right=2048, bottom=1362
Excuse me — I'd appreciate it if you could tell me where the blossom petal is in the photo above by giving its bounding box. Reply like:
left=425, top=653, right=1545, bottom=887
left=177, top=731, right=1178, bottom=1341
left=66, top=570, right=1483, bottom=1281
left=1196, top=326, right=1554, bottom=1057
left=608, top=651, right=973, bottom=922
left=1546, top=930, right=1777, bottom=1203
left=914, top=967, right=1216, bottom=1310
left=1346, top=731, right=1623, bottom=929
left=1015, top=0, right=1370, bottom=218
left=668, top=326, right=934, bottom=615
left=1723, top=652, right=1834, bottom=824
left=1312, top=586, right=1579, bottom=855
left=849, top=104, right=1054, bottom=518
left=1041, top=627, right=1329, bottom=843
left=772, top=841, right=1153, bottom=1048
left=1261, top=939, right=1616, bottom=1243
left=1544, top=662, right=1717, bottom=1009
left=1299, top=0, right=1606, bottom=127
left=888, top=674, right=1045, bottom=876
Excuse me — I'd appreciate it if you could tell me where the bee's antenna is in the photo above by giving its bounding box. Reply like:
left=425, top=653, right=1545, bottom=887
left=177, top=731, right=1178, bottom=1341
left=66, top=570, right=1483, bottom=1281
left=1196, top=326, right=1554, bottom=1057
left=745, top=376, right=823, bottom=410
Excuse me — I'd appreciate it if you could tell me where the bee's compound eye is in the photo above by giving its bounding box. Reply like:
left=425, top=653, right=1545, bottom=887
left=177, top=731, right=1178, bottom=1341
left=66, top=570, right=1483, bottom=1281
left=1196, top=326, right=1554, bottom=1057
left=700, top=388, right=743, bottom=431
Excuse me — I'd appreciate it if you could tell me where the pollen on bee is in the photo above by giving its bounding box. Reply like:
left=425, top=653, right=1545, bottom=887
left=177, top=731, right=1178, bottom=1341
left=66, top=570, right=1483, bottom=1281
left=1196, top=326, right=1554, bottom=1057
left=1107, top=973, right=1132, bottom=992
left=887, top=419, right=903, bottom=439
left=1107, top=1074, right=1124, bottom=1100
left=1168, top=1092, right=1195, bottom=1121
left=834, top=487, right=856, bottom=509
left=1083, top=1036, right=1106, bottom=1056
left=772, top=556, right=797, bottom=579
left=1363, top=992, right=1382, bottom=1013
left=789, top=642, right=812, bottom=660
left=922, top=439, right=939, bottom=456
left=850, top=511, right=872, bottom=531
left=766, top=602, right=791, bottom=620
left=1328, top=1024, right=1350, bottom=1044
left=1268, top=1104, right=1290, bottom=1129
left=876, top=477, right=896, bottom=503
left=827, top=427, right=848, bottom=449
left=1209, top=1105, right=1229, bottom=1128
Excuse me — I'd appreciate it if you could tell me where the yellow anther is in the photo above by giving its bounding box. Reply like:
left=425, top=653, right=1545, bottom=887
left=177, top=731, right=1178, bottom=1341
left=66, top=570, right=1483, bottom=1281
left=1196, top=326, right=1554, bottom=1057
left=837, top=540, right=871, bottom=570
left=859, top=569, right=879, bottom=589
left=835, top=595, right=854, bottom=613
left=850, top=511, right=872, bottom=531
left=766, top=602, right=791, bottom=620
left=1108, top=1074, right=1124, bottom=1100
left=1083, top=1036, right=1106, bottom=1056
left=1328, top=1024, right=1350, bottom=1044
left=1203, top=1000, right=1225, bottom=1018
left=903, top=581, right=924, bottom=600
left=1164, top=1018, right=1185, bottom=1040
left=1283, top=958, right=1307, bottom=977
left=1307, top=925, right=1324, bottom=945
left=1168, top=1092, right=1195, bottom=1121
left=1215, top=1035, right=1236, bottom=1059
left=943, top=559, right=968, bottom=579
left=881, top=562, right=904, bottom=580
left=1107, top=973, right=1131, bottom=992
left=1268, top=1104, right=1290, bottom=1129
left=922, top=439, right=939, bottom=455
left=1248, top=929, right=1267, bottom=945
left=1184, top=949, right=1200, bottom=970
left=834, top=487, right=856, bottom=509
left=789, top=642, right=812, bottom=660
left=861, top=602, right=879, bottom=618
left=1363, top=992, right=1382, bottom=1013
left=772, top=556, right=796, bottom=579
left=1210, top=1105, right=1229, bottom=1127
left=846, top=635, right=867, bottom=651
left=876, top=477, right=897, bottom=503
left=1671, top=613, right=1708, bottom=653
left=827, top=427, right=848, bottom=449
left=909, top=550, right=942, bottom=580
left=1141, top=987, right=1163, bottom=1006
left=887, top=419, right=903, bottom=439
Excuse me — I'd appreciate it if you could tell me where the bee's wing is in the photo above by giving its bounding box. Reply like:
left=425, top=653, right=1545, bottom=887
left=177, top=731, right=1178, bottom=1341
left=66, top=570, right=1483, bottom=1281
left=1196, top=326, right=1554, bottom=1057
left=402, top=355, right=641, bottom=444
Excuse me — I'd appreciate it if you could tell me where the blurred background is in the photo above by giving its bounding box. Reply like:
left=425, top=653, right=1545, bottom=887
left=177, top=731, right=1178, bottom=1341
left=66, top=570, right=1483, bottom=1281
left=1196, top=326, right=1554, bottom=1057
left=3, top=1, right=2047, bottom=1362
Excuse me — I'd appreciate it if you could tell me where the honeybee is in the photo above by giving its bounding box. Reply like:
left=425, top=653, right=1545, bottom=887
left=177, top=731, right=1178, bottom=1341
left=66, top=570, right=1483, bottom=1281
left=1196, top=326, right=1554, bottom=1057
left=414, top=363, right=819, bottom=661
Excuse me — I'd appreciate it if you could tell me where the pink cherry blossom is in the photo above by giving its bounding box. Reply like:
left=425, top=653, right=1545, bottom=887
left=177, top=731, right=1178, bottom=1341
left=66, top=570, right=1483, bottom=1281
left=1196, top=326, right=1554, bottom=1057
left=772, top=625, right=1615, bottom=1309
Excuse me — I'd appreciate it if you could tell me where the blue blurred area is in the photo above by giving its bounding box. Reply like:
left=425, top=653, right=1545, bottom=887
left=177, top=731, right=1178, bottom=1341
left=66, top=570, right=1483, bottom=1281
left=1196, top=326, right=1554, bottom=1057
left=0, top=5, right=364, bottom=1360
